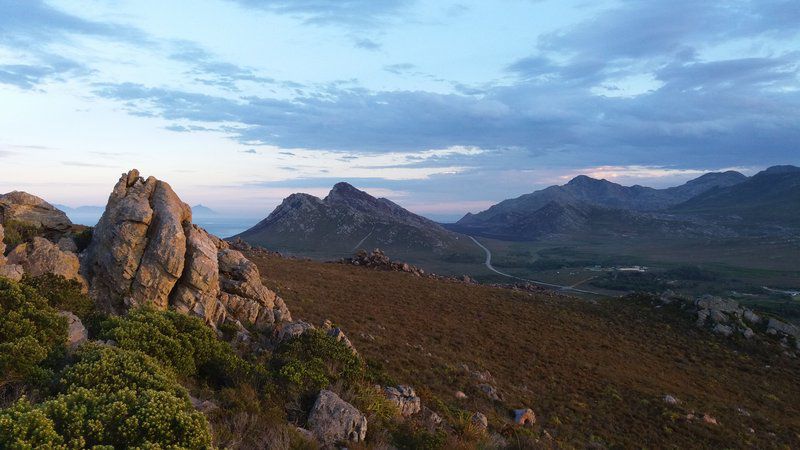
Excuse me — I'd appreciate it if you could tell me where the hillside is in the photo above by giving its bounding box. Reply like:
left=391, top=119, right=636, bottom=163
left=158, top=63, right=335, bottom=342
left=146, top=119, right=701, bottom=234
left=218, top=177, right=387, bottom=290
left=671, top=166, right=800, bottom=230
left=236, top=182, right=480, bottom=264
left=451, top=168, right=795, bottom=240
left=248, top=250, right=800, bottom=448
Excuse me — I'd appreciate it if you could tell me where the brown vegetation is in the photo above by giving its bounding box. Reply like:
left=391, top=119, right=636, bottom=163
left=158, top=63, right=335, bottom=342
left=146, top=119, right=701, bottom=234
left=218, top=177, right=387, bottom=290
left=249, top=251, right=800, bottom=448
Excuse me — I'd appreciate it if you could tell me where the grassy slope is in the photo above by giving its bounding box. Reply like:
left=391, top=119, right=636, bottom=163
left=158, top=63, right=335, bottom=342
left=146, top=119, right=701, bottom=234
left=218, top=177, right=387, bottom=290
left=249, top=252, right=800, bottom=448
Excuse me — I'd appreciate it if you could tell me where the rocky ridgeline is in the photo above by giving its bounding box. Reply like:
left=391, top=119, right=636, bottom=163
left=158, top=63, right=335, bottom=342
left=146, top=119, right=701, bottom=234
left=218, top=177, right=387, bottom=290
left=659, top=290, right=800, bottom=354
left=81, top=170, right=291, bottom=332
left=340, top=248, right=478, bottom=284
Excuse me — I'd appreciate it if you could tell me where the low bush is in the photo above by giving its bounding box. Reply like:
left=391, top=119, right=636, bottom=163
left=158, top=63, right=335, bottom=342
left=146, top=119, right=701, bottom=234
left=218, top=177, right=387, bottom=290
left=0, top=344, right=214, bottom=449
left=99, top=308, right=257, bottom=387
left=2, top=220, right=42, bottom=251
left=0, top=278, right=66, bottom=393
left=71, top=228, right=93, bottom=253
left=21, top=274, right=94, bottom=320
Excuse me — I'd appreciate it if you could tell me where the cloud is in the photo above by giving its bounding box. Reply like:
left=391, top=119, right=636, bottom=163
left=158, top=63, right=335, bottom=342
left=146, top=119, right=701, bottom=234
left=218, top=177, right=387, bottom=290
left=168, top=42, right=277, bottom=91
left=225, top=0, right=413, bottom=27
left=353, top=38, right=382, bottom=51
left=384, top=63, right=416, bottom=75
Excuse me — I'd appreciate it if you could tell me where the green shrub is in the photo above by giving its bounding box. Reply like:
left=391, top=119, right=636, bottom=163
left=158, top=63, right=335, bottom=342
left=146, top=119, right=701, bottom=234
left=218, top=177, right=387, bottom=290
left=21, top=274, right=95, bottom=320
left=99, top=308, right=255, bottom=387
left=2, top=220, right=42, bottom=251
left=272, top=329, right=363, bottom=395
left=392, top=423, right=447, bottom=450
left=0, top=398, right=65, bottom=449
left=0, top=278, right=67, bottom=391
left=0, top=345, right=214, bottom=449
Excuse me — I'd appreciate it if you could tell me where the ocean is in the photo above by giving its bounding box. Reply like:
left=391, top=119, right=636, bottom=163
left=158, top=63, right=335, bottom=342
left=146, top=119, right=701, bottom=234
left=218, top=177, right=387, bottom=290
left=66, top=212, right=260, bottom=239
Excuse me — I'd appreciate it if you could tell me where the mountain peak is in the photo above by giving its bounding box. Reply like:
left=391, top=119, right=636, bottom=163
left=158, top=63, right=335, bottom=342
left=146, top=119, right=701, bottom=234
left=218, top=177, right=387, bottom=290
left=566, top=174, right=600, bottom=185
left=760, top=165, right=800, bottom=175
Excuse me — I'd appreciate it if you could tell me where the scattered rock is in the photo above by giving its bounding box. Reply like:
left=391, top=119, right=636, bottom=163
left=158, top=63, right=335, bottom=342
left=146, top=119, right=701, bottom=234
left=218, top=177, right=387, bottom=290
left=275, top=320, right=315, bottom=342
left=470, top=412, right=488, bottom=432
left=663, top=395, right=679, bottom=406
left=455, top=391, right=467, bottom=400
left=8, top=237, right=86, bottom=290
left=189, top=395, right=218, bottom=413
left=478, top=383, right=503, bottom=401
left=57, top=236, right=78, bottom=253
left=696, top=309, right=710, bottom=327
left=743, top=309, right=761, bottom=324
left=742, top=327, right=755, bottom=339
left=513, top=408, right=536, bottom=426
left=307, top=390, right=367, bottom=447
left=420, top=406, right=443, bottom=429
left=695, top=295, right=743, bottom=316
left=702, top=414, right=719, bottom=426
left=713, top=323, right=733, bottom=337
left=0, top=191, right=72, bottom=231
left=328, top=327, right=358, bottom=355
left=0, top=223, right=5, bottom=260
left=384, top=385, right=421, bottom=417
left=59, top=311, right=87, bottom=349
left=767, top=318, right=799, bottom=339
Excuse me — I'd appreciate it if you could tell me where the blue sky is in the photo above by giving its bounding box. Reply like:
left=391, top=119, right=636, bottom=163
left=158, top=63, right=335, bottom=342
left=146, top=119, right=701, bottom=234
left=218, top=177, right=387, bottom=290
left=0, top=0, right=798, bottom=221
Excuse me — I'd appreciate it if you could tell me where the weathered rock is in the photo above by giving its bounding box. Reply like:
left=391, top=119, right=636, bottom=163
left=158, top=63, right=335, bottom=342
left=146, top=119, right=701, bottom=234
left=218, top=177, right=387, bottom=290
left=59, top=311, right=87, bottom=349
left=663, top=395, right=679, bottom=405
left=8, top=237, right=86, bottom=289
left=384, top=385, right=421, bottom=417
left=57, top=236, right=78, bottom=253
left=82, top=170, right=291, bottom=330
left=0, top=191, right=72, bottom=231
left=695, top=295, right=743, bottom=316
left=513, top=408, right=536, bottom=426
left=471, top=412, right=488, bottom=432
left=307, top=390, right=367, bottom=447
left=478, top=383, right=503, bottom=401
left=713, top=323, right=733, bottom=337
left=742, top=327, right=755, bottom=339
left=171, top=225, right=225, bottom=326
left=696, top=309, right=710, bottom=327
left=328, top=327, right=358, bottom=355
left=767, top=318, right=800, bottom=338
left=275, top=320, right=314, bottom=342
left=189, top=395, right=218, bottom=413
left=0, top=264, right=24, bottom=281
left=709, top=309, right=729, bottom=324
left=420, top=406, right=443, bottom=429
left=455, top=391, right=467, bottom=400
left=743, top=309, right=761, bottom=324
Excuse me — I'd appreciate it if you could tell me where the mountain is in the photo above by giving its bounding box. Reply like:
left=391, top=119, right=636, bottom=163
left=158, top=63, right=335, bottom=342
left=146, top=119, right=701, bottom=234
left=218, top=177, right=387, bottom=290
left=671, top=165, right=800, bottom=230
left=235, top=182, right=477, bottom=262
left=53, top=205, right=105, bottom=214
left=452, top=170, right=749, bottom=240
left=191, top=204, right=218, bottom=217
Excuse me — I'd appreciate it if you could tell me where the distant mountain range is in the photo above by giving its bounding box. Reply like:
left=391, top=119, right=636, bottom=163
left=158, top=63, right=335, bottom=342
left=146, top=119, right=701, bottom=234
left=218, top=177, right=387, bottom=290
left=191, top=204, right=218, bottom=217
left=235, top=182, right=476, bottom=261
left=448, top=166, right=800, bottom=240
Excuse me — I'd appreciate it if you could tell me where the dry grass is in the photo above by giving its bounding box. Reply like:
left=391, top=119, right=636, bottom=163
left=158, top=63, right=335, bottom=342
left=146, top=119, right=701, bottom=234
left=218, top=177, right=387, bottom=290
left=249, top=252, right=800, bottom=448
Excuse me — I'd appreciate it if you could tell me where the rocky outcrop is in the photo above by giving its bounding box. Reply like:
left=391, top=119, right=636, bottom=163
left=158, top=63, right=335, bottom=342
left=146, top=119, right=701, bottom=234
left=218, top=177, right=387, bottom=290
left=384, top=385, right=421, bottom=417
left=342, top=249, right=426, bottom=276
left=0, top=264, right=24, bottom=282
left=82, top=170, right=291, bottom=330
left=0, top=223, right=5, bottom=259
left=275, top=320, right=315, bottom=342
left=0, top=191, right=72, bottom=231
left=7, top=237, right=86, bottom=289
left=307, top=390, right=367, bottom=447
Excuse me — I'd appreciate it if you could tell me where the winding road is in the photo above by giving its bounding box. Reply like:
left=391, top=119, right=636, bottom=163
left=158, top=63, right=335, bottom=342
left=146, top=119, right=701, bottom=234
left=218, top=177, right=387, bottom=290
left=468, top=236, right=604, bottom=296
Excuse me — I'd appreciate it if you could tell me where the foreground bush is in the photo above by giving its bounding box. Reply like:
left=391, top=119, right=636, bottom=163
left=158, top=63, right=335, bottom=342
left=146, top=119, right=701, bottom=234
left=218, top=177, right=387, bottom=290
left=99, top=308, right=256, bottom=387
left=0, top=278, right=66, bottom=391
left=0, top=345, right=213, bottom=449
left=272, top=329, right=363, bottom=396
left=21, top=274, right=94, bottom=320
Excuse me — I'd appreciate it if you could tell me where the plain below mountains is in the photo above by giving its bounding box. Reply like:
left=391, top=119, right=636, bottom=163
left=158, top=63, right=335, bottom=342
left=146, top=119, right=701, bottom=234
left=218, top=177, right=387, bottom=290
left=449, top=165, right=800, bottom=240
left=235, top=182, right=479, bottom=263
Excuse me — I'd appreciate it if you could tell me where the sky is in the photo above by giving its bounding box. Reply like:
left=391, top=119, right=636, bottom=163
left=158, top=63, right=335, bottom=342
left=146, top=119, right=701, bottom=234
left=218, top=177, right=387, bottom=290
left=0, top=0, right=798, bottom=221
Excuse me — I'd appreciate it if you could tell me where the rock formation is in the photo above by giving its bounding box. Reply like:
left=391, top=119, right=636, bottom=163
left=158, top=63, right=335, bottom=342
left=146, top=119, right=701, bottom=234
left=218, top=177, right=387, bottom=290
left=307, top=390, right=367, bottom=447
left=82, top=169, right=291, bottom=329
left=7, top=237, right=87, bottom=289
left=0, top=224, right=24, bottom=281
left=0, top=191, right=72, bottom=232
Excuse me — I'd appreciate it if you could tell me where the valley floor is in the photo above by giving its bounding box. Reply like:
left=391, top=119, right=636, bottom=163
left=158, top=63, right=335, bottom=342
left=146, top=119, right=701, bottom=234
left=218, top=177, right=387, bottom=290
left=249, top=251, right=800, bottom=448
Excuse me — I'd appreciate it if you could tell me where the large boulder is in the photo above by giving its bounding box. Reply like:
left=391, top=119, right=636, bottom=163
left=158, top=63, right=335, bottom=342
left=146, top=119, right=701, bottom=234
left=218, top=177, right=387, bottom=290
left=307, top=390, right=367, bottom=447
left=82, top=170, right=291, bottom=329
left=0, top=223, right=5, bottom=260
left=0, top=191, right=72, bottom=231
left=7, top=237, right=86, bottom=289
